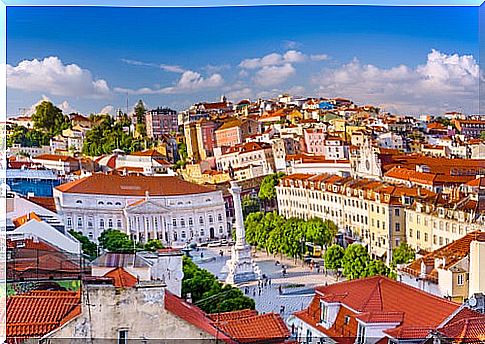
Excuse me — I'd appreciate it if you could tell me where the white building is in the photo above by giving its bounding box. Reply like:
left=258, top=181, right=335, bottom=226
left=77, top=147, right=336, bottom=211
left=53, top=173, right=228, bottom=245
left=376, top=132, right=404, bottom=151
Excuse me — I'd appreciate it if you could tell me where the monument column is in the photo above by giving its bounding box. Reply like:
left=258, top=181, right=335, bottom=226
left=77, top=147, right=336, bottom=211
left=224, top=181, right=261, bottom=284
left=229, top=181, right=245, bottom=247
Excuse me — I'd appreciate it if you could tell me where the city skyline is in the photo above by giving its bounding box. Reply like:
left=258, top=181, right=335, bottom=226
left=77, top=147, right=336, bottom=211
left=6, top=5, right=480, bottom=116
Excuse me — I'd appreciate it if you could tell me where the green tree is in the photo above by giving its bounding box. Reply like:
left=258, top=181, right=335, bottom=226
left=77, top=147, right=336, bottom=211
left=341, top=243, right=371, bottom=280
left=178, top=142, right=188, bottom=161
left=242, top=195, right=261, bottom=216
left=391, top=243, right=415, bottom=268
left=7, top=125, right=49, bottom=148
left=134, top=100, right=146, bottom=125
left=480, top=131, right=485, bottom=140
left=258, top=172, right=285, bottom=201
left=144, top=239, right=164, bottom=252
left=98, top=229, right=134, bottom=253
left=304, top=218, right=338, bottom=248
left=181, top=256, right=255, bottom=313
left=364, top=259, right=390, bottom=278
left=32, top=101, right=70, bottom=137
left=324, top=244, right=345, bottom=270
left=68, top=230, right=98, bottom=260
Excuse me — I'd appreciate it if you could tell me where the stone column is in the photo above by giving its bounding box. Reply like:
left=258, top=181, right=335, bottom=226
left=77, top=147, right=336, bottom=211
left=229, top=181, right=245, bottom=247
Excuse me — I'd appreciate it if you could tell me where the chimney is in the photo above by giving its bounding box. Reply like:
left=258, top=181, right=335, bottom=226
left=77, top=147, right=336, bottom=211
left=145, top=191, right=149, bottom=201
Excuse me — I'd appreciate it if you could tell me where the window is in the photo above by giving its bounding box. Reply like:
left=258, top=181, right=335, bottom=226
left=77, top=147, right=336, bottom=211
left=67, top=217, right=72, bottom=228
left=200, top=229, right=204, bottom=237
left=395, top=209, right=400, bottom=216
left=306, top=329, right=312, bottom=344
left=98, top=201, right=104, bottom=205
left=357, top=324, right=366, bottom=344
left=457, top=274, right=464, bottom=286
left=188, top=217, right=193, bottom=226
left=77, top=217, right=83, bottom=228
left=209, top=215, right=214, bottom=224
left=199, top=216, right=204, bottom=225
left=181, top=219, right=185, bottom=227
left=107, top=202, right=112, bottom=206
left=115, top=202, right=122, bottom=206
left=218, top=214, right=223, bottom=222
left=173, top=219, right=177, bottom=227
left=117, top=219, right=122, bottom=228
left=395, top=223, right=400, bottom=232
left=100, top=219, right=105, bottom=229
left=424, top=233, right=428, bottom=242
left=320, top=301, right=327, bottom=323
left=76, top=200, right=82, bottom=204
left=181, top=231, right=186, bottom=239
left=108, top=219, right=113, bottom=228
left=417, top=230, right=420, bottom=240
left=118, top=330, right=128, bottom=344
left=219, top=226, right=223, bottom=234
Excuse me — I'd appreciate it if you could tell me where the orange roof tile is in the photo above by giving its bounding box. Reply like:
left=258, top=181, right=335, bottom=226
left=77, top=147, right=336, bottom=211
left=103, top=267, right=138, bottom=288
left=7, top=290, right=81, bottom=340
left=217, top=313, right=290, bottom=343
left=55, top=173, right=215, bottom=196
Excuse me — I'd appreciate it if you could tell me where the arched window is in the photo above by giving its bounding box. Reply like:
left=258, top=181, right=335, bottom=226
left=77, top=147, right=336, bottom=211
left=117, top=219, right=122, bottom=228
left=200, top=229, right=204, bottom=236
left=219, top=226, right=223, bottom=233
left=209, top=215, right=213, bottom=224
left=76, top=200, right=82, bottom=204
left=172, top=219, right=177, bottom=227
left=188, top=217, right=193, bottom=226
left=199, top=216, right=204, bottom=225
left=115, top=202, right=122, bottom=206
left=107, top=202, right=112, bottom=206
left=98, top=201, right=104, bottom=205
left=108, top=219, right=113, bottom=228
left=181, top=218, right=185, bottom=227
left=99, top=219, right=105, bottom=228
left=217, top=214, right=223, bottom=222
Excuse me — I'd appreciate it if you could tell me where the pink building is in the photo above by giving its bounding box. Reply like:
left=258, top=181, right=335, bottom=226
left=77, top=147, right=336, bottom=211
left=145, top=107, right=178, bottom=138
left=304, top=128, right=326, bottom=155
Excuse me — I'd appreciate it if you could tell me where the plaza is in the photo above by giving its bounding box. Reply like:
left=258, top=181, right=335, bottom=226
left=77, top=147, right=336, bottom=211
left=191, top=246, right=340, bottom=321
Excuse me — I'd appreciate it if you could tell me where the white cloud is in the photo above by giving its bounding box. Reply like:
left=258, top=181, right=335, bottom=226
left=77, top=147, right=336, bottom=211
left=239, top=50, right=308, bottom=69
left=7, top=56, right=111, bottom=98
left=254, top=63, right=296, bottom=87
left=314, top=50, right=479, bottom=114
left=159, top=64, right=186, bottom=73
left=114, top=70, right=224, bottom=95
left=282, top=40, right=301, bottom=50
left=310, top=54, right=329, bottom=61
left=57, top=100, right=77, bottom=114
left=226, top=87, right=253, bottom=101
left=99, top=105, right=115, bottom=116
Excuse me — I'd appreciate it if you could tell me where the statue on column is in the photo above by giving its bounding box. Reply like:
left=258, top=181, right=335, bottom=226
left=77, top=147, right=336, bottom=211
left=224, top=181, right=261, bottom=284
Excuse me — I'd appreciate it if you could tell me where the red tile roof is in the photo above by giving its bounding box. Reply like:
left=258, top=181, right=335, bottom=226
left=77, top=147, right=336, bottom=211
left=103, top=267, right=137, bottom=288
left=7, top=290, right=81, bottom=340
left=438, top=313, right=485, bottom=343
left=403, top=231, right=485, bottom=280
left=25, top=196, right=57, bottom=213
left=55, top=173, right=215, bottom=196
left=295, top=276, right=460, bottom=342
left=32, top=154, right=78, bottom=163
left=217, top=313, right=290, bottom=343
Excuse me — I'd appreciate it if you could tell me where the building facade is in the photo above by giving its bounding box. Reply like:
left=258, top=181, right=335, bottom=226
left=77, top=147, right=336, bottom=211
left=145, top=107, right=178, bottom=138
left=53, top=174, right=228, bottom=245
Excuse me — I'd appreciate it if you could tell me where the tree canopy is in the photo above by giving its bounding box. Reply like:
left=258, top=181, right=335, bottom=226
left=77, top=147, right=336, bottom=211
left=258, top=172, right=285, bottom=201
left=82, top=114, right=145, bottom=156
left=182, top=256, right=255, bottom=313
left=341, top=243, right=392, bottom=280
left=69, top=230, right=98, bottom=260
left=242, top=195, right=261, bottom=217
left=244, top=212, right=337, bottom=258
left=391, top=243, right=415, bottom=268
left=98, top=229, right=135, bottom=253
left=32, top=101, right=70, bottom=137
left=324, top=244, right=345, bottom=270
left=144, top=239, right=164, bottom=252
left=7, top=124, right=49, bottom=148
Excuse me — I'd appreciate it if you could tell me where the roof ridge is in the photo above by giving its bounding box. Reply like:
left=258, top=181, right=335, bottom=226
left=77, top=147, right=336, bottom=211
left=361, top=277, right=384, bottom=311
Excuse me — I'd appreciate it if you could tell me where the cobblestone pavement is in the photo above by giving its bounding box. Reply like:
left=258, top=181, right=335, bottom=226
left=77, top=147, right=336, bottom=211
left=190, top=246, right=342, bottom=321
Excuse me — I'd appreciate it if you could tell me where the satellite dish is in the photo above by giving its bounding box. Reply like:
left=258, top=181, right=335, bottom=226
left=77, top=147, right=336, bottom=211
left=174, top=270, right=184, bottom=281
left=469, top=295, right=477, bottom=307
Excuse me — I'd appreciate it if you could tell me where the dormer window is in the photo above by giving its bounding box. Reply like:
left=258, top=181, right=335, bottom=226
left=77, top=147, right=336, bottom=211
left=356, top=323, right=366, bottom=344
left=320, top=300, right=328, bottom=324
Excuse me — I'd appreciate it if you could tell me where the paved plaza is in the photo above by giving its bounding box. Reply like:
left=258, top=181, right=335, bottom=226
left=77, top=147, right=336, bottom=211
left=191, top=246, right=341, bottom=321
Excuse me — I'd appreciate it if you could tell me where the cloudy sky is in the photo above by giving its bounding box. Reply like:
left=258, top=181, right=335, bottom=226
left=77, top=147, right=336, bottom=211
left=6, top=5, right=479, bottom=117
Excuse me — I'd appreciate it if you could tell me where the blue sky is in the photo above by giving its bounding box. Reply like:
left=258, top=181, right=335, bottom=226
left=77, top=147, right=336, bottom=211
left=6, top=5, right=480, bottom=116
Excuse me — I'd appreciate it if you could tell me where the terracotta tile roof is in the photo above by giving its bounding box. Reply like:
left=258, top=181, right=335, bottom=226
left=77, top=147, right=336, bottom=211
left=164, top=291, right=236, bottom=343
left=12, top=212, right=42, bottom=227
left=438, top=315, right=485, bottom=343
left=223, top=142, right=271, bottom=155
left=216, top=118, right=243, bottom=131
left=217, top=313, right=290, bottom=343
left=130, top=149, right=164, bottom=157
left=32, top=154, right=78, bottom=163
left=7, top=290, right=81, bottom=340
left=384, top=326, right=434, bottom=340
left=103, top=267, right=138, bottom=288
left=403, top=231, right=485, bottom=279
left=208, top=309, right=258, bottom=322
left=25, top=196, right=57, bottom=213
left=55, top=173, right=215, bottom=196
left=296, top=276, right=460, bottom=342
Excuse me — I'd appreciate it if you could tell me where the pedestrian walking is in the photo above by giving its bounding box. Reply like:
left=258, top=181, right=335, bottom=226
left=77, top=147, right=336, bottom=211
left=278, top=285, right=282, bottom=295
